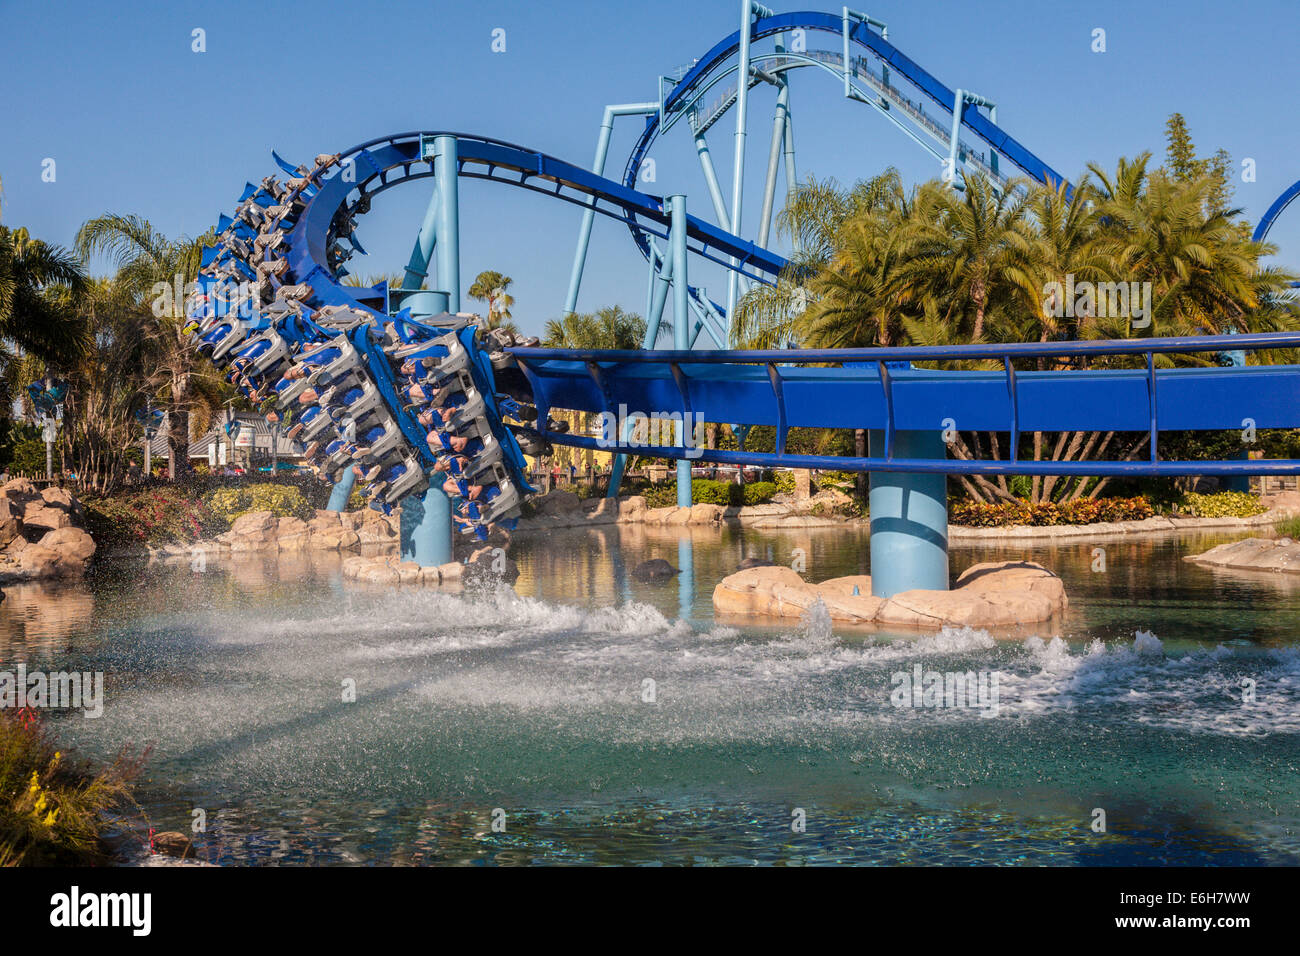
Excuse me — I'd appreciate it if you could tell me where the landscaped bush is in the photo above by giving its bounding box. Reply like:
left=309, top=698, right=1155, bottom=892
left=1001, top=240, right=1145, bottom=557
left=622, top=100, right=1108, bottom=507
left=950, top=496, right=1155, bottom=527
left=741, top=481, right=778, bottom=506
left=1180, top=491, right=1268, bottom=518
left=83, top=486, right=218, bottom=547
left=771, top=470, right=795, bottom=494
left=203, top=483, right=314, bottom=529
left=0, top=709, right=143, bottom=866
left=641, top=478, right=778, bottom=508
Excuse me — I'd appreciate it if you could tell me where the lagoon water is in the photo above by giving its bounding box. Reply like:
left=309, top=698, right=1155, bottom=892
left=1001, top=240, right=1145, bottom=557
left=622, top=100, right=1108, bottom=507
left=4, top=524, right=1299, bottom=865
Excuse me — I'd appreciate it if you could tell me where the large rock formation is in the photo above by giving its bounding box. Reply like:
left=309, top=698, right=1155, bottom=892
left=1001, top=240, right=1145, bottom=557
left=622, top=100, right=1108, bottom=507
left=0, top=479, right=97, bottom=582
left=1185, top=536, right=1300, bottom=574
left=712, top=560, right=1067, bottom=630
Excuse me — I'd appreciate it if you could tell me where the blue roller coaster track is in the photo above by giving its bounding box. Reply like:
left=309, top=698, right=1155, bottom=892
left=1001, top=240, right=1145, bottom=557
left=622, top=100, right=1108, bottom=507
left=187, top=3, right=1300, bottom=593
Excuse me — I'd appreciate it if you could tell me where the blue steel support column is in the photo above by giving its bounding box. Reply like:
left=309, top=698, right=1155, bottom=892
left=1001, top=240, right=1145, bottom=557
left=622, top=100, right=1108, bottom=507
left=757, top=80, right=790, bottom=247
left=326, top=466, right=356, bottom=512
left=564, top=103, right=659, bottom=315
left=693, top=133, right=732, bottom=230
left=678, top=536, right=695, bottom=620
left=401, top=183, right=439, bottom=291
left=868, top=429, right=949, bottom=597
left=1224, top=452, right=1252, bottom=493
left=401, top=135, right=459, bottom=566
left=670, top=194, right=692, bottom=508
left=434, top=135, right=461, bottom=312
left=725, top=0, right=755, bottom=323
left=607, top=240, right=677, bottom=498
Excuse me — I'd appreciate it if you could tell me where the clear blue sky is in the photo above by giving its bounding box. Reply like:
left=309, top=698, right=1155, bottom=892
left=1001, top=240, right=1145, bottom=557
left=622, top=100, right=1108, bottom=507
left=3, top=0, right=1298, bottom=337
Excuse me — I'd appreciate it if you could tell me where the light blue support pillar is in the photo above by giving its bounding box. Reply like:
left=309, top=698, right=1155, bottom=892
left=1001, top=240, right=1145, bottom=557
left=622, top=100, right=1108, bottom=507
left=434, top=135, right=461, bottom=311
left=757, top=75, right=790, bottom=246
left=564, top=103, right=659, bottom=314
left=670, top=194, right=691, bottom=508
left=693, top=134, right=732, bottom=229
left=1225, top=449, right=1252, bottom=493
left=401, top=488, right=454, bottom=566
left=646, top=244, right=674, bottom=343
left=868, top=430, right=949, bottom=598
left=402, top=183, right=439, bottom=290
left=678, top=536, right=695, bottom=620
left=726, top=0, right=755, bottom=323
left=607, top=243, right=671, bottom=498
left=327, top=466, right=356, bottom=512
left=401, top=134, right=460, bottom=566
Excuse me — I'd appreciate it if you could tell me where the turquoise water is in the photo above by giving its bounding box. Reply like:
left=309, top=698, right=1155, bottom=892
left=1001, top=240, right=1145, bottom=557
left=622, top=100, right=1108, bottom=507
left=3, top=524, right=1298, bottom=865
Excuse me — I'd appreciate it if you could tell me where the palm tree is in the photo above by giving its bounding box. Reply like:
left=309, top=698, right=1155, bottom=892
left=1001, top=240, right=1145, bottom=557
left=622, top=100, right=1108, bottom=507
left=75, top=214, right=217, bottom=477
left=731, top=169, right=907, bottom=348
left=0, top=225, right=91, bottom=365
left=542, top=305, right=665, bottom=350
left=541, top=305, right=665, bottom=476
left=468, top=270, right=515, bottom=331
left=900, top=172, right=1036, bottom=343
left=1087, top=158, right=1294, bottom=338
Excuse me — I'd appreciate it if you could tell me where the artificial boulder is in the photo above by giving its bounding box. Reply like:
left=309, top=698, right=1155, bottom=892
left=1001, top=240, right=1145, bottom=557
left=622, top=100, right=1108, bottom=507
left=712, top=560, right=1067, bottom=630
left=0, top=482, right=95, bottom=582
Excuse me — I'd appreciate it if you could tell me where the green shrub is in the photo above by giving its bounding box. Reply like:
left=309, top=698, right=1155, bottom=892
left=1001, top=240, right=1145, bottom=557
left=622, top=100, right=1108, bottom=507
left=8, top=435, right=49, bottom=476
left=203, top=482, right=314, bottom=529
left=83, top=487, right=218, bottom=547
left=771, top=470, right=795, bottom=494
left=640, top=478, right=762, bottom=508
left=950, top=496, right=1155, bottom=527
left=691, top=479, right=734, bottom=506
left=1181, top=491, right=1267, bottom=519
left=741, top=481, right=777, bottom=506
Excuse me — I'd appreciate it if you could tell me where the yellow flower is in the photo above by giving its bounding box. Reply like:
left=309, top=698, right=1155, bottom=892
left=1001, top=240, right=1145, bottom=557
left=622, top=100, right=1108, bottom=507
left=43, top=809, right=58, bottom=827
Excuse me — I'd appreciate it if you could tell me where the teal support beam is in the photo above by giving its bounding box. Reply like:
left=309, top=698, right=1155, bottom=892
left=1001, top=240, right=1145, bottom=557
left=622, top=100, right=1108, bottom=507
left=607, top=241, right=672, bottom=498
left=1225, top=448, right=1252, bottom=493
left=725, top=0, right=756, bottom=324
left=868, top=429, right=949, bottom=597
left=693, top=133, right=732, bottom=230
left=401, top=134, right=460, bottom=566
left=402, top=184, right=450, bottom=317
left=757, top=80, right=790, bottom=247
left=564, top=103, right=659, bottom=315
left=670, top=194, right=692, bottom=508
left=646, top=241, right=674, bottom=342
left=678, top=537, right=695, bottom=620
left=401, top=183, right=439, bottom=290
left=434, top=135, right=461, bottom=311
left=326, top=465, right=356, bottom=512
left=400, top=487, right=454, bottom=566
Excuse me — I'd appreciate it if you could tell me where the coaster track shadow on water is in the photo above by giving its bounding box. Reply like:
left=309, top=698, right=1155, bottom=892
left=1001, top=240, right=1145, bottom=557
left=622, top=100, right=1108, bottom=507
left=186, top=4, right=1300, bottom=600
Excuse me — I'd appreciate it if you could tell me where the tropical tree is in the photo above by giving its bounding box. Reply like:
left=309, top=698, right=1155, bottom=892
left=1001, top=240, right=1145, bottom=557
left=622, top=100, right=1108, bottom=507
left=41, top=279, right=160, bottom=492
left=540, top=306, right=668, bottom=475
left=542, top=305, right=666, bottom=350
left=740, top=129, right=1298, bottom=505
left=74, top=214, right=217, bottom=477
left=732, top=169, right=909, bottom=349
left=469, top=270, right=515, bottom=332
left=0, top=225, right=90, bottom=365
